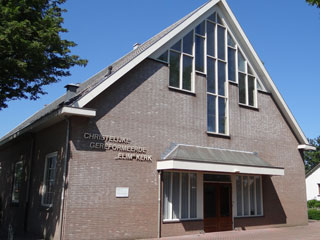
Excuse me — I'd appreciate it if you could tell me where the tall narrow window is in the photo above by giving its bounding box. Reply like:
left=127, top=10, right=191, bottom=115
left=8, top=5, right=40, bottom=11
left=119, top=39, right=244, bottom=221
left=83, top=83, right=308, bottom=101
left=207, top=14, right=228, bottom=135
left=12, top=161, right=23, bottom=203
left=236, top=175, right=263, bottom=217
left=163, top=172, right=198, bottom=220
left=168, top=31, right=194, bottom=91
left=238, top=51, right=257, bottom=107
left=42, top=152, right=57, bottom=207
left=227, top=33, right=236, bottom=82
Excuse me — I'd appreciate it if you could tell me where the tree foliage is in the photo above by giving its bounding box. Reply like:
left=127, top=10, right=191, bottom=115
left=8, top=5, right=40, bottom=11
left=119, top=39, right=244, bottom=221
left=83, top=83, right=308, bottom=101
left=0, top=0, right=87, bottom=109
left=306, top=0, right=320, bottom=7
left=304, top=136, right=320, bottom=173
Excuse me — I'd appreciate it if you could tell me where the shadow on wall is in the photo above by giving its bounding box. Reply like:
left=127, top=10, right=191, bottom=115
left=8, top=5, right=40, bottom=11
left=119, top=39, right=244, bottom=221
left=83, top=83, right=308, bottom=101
left=235, top=176, right=287, bottom=229
left=0, top=142, right=67, bottom=239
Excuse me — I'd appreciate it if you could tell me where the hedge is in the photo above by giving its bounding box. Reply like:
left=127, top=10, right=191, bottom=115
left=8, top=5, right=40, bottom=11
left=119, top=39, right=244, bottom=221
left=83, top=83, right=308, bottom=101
left=308, top=208, right=320, bottom=220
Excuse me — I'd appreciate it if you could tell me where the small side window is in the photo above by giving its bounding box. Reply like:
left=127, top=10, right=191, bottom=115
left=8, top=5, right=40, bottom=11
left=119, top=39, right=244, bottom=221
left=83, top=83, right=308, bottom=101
left=41, top=152, right=58, bottom=207
left=12, top=161, right=24, bottom=203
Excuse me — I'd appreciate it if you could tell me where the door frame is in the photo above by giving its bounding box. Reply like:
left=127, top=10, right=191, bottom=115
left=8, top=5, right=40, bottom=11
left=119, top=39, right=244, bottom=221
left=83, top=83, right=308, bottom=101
left=203, top=181, right=233, bottom=232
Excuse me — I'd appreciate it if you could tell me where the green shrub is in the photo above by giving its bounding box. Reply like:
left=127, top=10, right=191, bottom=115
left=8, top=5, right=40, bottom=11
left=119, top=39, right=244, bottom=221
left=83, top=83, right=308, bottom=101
left=314, top=201, right=320, bottom=209
left=307, top=199, right=319, bottom=208
left=308, top=208, right=320, bottom=220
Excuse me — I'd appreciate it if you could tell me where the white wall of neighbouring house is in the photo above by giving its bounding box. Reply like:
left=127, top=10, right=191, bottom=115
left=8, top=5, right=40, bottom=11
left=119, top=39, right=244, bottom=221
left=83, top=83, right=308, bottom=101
left=306, top=168, right=320, bottom=201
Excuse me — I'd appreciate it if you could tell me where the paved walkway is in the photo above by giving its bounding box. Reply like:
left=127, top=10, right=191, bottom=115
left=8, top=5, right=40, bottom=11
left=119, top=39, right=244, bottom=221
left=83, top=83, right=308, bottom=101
left=154, top=221, right=320, bottom=240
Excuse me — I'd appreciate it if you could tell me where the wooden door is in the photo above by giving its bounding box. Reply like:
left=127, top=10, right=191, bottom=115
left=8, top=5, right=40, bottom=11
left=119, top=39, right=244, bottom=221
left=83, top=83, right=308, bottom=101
left=203, top=183, right=232, bottom=232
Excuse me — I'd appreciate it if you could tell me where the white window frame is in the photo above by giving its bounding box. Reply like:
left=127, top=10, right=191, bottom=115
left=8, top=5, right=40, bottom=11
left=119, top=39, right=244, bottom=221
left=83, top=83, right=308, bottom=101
left=206, top=13, right=229, bottom=136
left=12, top=160, right=23, bottom=203
left=41, top=152, right=58, bottom=207
left=235, top=175, right=263, bottom=217
left=163, top=171, right=199, bottom=221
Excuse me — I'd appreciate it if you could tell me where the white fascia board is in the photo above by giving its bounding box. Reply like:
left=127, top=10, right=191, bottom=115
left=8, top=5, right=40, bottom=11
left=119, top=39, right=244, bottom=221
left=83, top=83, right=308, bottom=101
left=298, top=144, right=316, bottom=151
left=219, top=0, right=308, bottom=145
left=157, top=160, right=285, bottom=176
left=59, top=106, right=96, bottom=118
left=74, top=0, right=220, bottom=109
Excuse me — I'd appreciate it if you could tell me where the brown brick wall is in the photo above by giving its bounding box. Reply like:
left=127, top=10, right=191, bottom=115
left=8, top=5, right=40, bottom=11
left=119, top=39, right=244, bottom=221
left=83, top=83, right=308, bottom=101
left=60, top=58, right=307, bottom=239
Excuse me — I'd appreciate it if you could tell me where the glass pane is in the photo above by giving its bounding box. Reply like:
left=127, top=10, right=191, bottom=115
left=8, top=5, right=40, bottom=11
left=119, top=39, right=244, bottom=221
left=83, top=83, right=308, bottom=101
left=169, top=51, right=180, bottom=88
left=248, top=76, right=255, bottom=106
left=217, top=14, right=224, bottom=25
left=228, top=47, right=236, bottom=82
left=171, top=40, right=181, bottom=51
left=158, top=51, right=168, bottom=62
left=220, top=185, right=231, bottom=217
left=183, top=31, right=193, bottom=55
left=238, top=51, right=246, bottom=72
left=172, top=172, right=180, bottom=219
left=207, top=57, right=215, bottom=94
left=196, top=36, right=204, bottom=72
left=236, top=176, right=242, bottom=216
left=204, top=184, right=217, bottom=218
left=204, top=174, right=231, bottom=182
left=195, top=21, right=205, bottom=36
left=218, top=26, right=225, bottom=60
left=218, top=61, right=226, bottom=96
left=208, top=12, right=216, bottom=22
left=248, top=63, right=254, bottom=75
left=207, top=22, right=215, bottom=56
left=195, top=36, right=204, bottom=72
left=163, top=172, right=171, bottom=219
left=207, top=95, right=216, bottom=132
left=190, top=173, right=197, bottom=218
left=181, top=173, right=189, bottom=219
left=243, top=176, right=249, bottom=216
left=227, top=32, right=236, bottom=47
left=183, top=55, right=193, bottom=91
left=239, top=73, right=246, bottom=104
left=250, top=176, right=255, bottom=215
left=218, top=97, right=226, bottom=134
left=256, top=176, right=262, bottom=215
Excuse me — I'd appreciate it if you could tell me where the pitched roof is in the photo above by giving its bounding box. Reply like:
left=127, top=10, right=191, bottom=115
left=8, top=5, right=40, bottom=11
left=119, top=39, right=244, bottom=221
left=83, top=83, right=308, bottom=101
left=0, top=0, right=311, bottom=147
left=306, top=163, right=320, bottom=178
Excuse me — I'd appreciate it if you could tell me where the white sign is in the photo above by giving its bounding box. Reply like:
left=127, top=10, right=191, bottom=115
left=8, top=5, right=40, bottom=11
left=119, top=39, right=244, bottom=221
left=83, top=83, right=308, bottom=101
left=116, top=187, right=129, bottom=198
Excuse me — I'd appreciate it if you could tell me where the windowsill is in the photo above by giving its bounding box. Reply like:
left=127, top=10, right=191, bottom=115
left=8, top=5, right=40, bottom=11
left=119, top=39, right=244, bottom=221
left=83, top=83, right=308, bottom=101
left=149, top=57, right=169, bottom=65
left=229, top=81, right=238, bottom=85
left=234, top=215, right=264, bottom=218
left=258, top=89, right=271, bottom=95
left=207, top=131, right=231, bottom=139
left=168, top=86, right=196, bottom=96
left=195, top=71, right=206, bottom=77
left=238, top=103, right=259, bottom=111
left=163, top=218, right=203, bottom=223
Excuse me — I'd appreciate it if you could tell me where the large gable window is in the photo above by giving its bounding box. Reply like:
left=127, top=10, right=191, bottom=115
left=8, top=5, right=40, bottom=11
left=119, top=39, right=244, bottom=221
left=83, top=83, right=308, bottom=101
left=156, top=11, right=266, bottom=134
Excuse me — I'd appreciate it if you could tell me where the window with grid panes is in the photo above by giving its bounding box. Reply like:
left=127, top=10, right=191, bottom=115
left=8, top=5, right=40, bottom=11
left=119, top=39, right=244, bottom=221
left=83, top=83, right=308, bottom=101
left=236, top=175, right=263, bottom=217
left=42, top=152, right=57, bottom=207
left=163, top=172, right=197, bottom=220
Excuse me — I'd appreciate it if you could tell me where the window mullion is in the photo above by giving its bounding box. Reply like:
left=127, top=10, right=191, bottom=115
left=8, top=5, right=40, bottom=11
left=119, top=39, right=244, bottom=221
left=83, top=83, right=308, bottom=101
left=241, top=176, right=244, bottom=216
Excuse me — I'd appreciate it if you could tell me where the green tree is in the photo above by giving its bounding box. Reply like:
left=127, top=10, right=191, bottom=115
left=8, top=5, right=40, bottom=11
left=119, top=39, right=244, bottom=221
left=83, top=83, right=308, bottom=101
left=0, top=0, right=87, bottom=109
left=305, top=136, right=320, bottom=172
left=306, top=0, right=320, bottom=7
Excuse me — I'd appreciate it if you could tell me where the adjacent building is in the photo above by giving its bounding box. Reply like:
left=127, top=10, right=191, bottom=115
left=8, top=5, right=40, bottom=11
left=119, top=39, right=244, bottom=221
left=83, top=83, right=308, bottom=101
left=0, top=0, right=315, bottom=239
left=306, top=164, right=320, bottom=201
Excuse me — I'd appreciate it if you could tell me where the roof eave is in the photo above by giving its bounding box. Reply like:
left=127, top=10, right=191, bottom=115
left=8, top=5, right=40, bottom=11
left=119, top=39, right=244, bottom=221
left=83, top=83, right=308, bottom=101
left=0, top=106, right=96, bottom=147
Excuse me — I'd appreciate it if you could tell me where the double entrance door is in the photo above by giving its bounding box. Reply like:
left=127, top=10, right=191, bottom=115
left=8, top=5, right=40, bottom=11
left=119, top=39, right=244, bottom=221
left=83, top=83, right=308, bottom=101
left=203, top=182, right=232, bottom=232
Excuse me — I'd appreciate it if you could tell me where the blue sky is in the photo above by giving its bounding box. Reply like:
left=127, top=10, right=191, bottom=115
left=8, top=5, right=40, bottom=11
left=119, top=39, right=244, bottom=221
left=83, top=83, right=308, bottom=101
left=0, top=0, right=319, bottom=140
